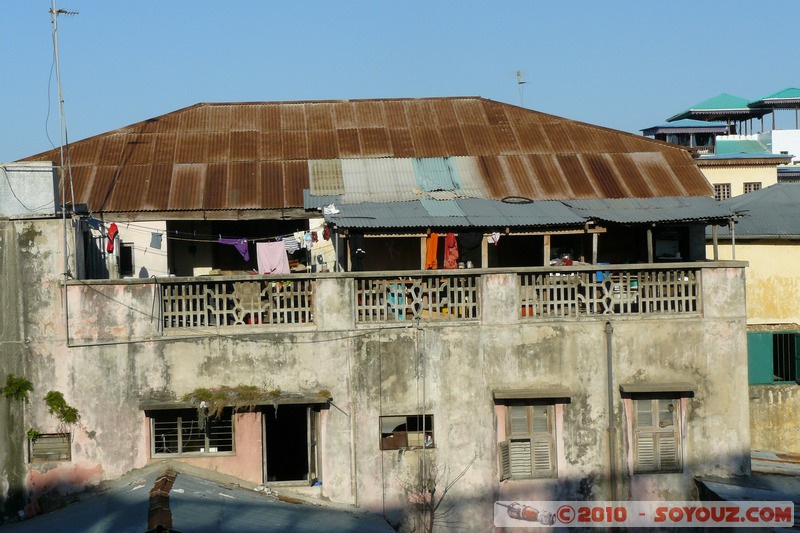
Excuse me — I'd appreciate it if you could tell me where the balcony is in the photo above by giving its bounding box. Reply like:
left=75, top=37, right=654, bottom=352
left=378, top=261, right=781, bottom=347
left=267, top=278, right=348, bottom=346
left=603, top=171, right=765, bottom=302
left=63, top=263, right=732, bottom=344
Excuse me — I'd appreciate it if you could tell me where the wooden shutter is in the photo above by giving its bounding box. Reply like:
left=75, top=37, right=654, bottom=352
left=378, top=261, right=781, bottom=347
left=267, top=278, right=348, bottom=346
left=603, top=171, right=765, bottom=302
left=636, top=433, right=656, bottom=472
left=509, top=439, right=533, bottom=477
left=532, top=438, right=553, bottom=475
left=499, top=440, right=512, bottom=481
left=658, top=433, right=679, bottom=470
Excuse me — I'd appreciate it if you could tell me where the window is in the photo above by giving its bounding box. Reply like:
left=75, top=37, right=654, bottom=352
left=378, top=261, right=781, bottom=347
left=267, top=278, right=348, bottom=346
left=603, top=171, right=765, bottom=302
left=743, top=182, right=762, bottom=194
left=380, top=414, right=434, bottom=450
left=633, top=398, right=682, bottom=473
left=773, top=333, right=798, bottom=382
left=29, top=433, right=71, bottom=462
left=714, top=183, right=731, bottom=201
left=499, top=404, right=556, bottom=479
left=748, top=331, right=800, bottom=384
left=119, top=242, right=134, bottom=277
left=150, top=409, right=234, bottom=456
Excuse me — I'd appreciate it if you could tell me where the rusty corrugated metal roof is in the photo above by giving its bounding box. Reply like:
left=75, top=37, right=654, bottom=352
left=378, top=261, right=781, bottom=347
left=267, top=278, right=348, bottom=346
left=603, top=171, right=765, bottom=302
left=21, top=97, right=713, bottom=215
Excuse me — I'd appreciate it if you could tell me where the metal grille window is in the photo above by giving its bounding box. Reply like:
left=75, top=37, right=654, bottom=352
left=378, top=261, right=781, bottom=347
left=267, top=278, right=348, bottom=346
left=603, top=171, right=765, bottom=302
left=150, top=409, right=234, bottom=456
left=499, top=404, right=556, bottom=479
left=29, top=433, right=71, bottom=462
left=773, top=333, right=799, bottom=382
left=633, top=398, right=682, bottom=473
left=380, top=415, right=434, bottom=450
left=714, top=183, right=731, bottom=201
left=743, top=182, right=762, bottom=194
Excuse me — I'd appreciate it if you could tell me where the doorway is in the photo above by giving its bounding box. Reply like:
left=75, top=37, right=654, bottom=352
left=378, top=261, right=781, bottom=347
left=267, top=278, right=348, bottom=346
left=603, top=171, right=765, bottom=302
left=262, top=405, right=320, bottom=483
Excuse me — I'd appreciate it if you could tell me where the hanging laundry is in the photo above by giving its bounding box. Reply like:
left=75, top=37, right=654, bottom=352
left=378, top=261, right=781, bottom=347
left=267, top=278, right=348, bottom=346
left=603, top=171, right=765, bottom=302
left=294, top=231, right=307, bottom=249
left=107, top=223, right=118, bottom=253
left=218, top=237, right=250, bottom=262
left=443, top=232, right=459, bottom=269
left=350, top=234, right=366, bottom=272
left=323, top=224, right=331, bottom=241
left=256, top=242, right=290, bottom=274
left=284, top=235, right=300, bottom=254
left=458, top=232, right=482, bottom=267
left=150, top=232, right=163, bottom=249
left=490, top=232, right=501, bottom=246
left=425, top=232, right=439, bottom=269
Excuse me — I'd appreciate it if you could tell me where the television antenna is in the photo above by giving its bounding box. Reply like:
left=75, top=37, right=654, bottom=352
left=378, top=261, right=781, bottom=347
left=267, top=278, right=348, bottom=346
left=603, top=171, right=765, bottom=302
left=516, top=70, right=527, bottom=107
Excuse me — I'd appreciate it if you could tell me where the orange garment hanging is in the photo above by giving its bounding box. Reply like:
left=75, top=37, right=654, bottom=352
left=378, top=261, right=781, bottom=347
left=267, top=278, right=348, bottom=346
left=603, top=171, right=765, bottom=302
left=425, top=232, right=439, bottom=269
left=443, top=232, right=459, bottom=269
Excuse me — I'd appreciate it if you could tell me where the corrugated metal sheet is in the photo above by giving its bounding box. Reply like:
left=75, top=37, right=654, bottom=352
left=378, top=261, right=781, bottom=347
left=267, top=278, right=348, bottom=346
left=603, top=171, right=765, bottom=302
left=412, top=157, right=461, bottom=192
left=419, top=199, right=466, bottom=218
left=713, top=183, right=800, bottom=238
left=564, top=197, right=733, bottom=224
left=326, top=198, right=586, bottom=229
left=22, top=97, right=713, bottom=215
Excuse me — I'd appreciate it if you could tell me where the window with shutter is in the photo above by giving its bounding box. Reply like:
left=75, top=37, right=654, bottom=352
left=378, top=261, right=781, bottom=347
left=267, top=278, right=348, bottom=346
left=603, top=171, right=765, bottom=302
left=499, top=404, right=556, bottom=479
left=633, top=398, right=682, bottom=473
left=29, top=433, right=71, bottom=462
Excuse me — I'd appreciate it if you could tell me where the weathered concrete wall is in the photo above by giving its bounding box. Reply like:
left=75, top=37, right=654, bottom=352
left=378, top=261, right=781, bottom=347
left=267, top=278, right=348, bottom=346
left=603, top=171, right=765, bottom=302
left=0, top=221, right=28, bottom=521
left=749, top=384, right=800, bottom=453
left=2, top=219, right=751, bottom=530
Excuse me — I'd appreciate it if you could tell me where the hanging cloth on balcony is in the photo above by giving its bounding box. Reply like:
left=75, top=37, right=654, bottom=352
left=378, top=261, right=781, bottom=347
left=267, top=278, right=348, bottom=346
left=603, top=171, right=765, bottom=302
left=218, top=237, right=250, bottom=262
left=443, top=232, right=459, bottom=269
left=256, top=242, right=290, bottom=274
left=425, top=232, right=439, bottom=269
left=106, top=223, right=118, bottom=253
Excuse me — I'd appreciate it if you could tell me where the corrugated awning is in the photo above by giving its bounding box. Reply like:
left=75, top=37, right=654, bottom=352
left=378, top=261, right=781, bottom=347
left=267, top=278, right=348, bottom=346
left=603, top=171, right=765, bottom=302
left=563, top=197, right=733, bottom=224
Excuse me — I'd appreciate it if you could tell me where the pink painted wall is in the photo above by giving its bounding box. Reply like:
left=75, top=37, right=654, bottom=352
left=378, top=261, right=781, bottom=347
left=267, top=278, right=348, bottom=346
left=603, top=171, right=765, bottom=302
left=147, top=412, right=263, bottom=484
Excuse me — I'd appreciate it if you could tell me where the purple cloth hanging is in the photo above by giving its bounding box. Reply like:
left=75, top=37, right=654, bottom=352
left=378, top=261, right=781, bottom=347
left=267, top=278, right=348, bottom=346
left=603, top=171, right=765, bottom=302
left=218, top=238, right=250, bottom=261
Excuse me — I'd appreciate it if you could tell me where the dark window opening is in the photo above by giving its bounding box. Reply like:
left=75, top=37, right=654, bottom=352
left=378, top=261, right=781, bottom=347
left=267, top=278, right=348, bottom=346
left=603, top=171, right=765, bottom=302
left=119, top=242, right=134, bottom=277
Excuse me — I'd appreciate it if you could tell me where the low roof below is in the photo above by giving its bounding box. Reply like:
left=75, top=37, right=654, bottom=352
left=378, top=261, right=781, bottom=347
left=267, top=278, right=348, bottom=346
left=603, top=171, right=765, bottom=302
left=318, top=196, right=734, bottom=230
left=713, top=182, right=800, bottom=239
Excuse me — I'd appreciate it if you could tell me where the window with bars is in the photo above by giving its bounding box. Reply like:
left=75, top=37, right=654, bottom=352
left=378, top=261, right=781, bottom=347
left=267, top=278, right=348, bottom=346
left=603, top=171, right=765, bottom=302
left=499, top=404, right=556, bottom=479
left=743, top=182, right=762, bottom=194
left=29, top=433, right=71, bottom=462
left=773, top=333, right=799, bottom=382
left=150, top=409, right=234, bottom=456
left=380, top=414, right=434, bottom=450
left=714, top=183, right=731, bottom=201
left=633, top=398, right=682, bottom=473
left=747, top=331, right=800, bottom=384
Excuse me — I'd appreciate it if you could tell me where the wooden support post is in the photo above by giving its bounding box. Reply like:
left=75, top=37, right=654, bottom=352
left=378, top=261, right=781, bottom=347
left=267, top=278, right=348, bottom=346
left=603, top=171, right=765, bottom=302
left=712, top=225, right=719, bottom=261
left=543, top=234, right=551, bottom=266
left=592, top=233, right=598, bottom=265
left=647, top=228, right=654, bottom=264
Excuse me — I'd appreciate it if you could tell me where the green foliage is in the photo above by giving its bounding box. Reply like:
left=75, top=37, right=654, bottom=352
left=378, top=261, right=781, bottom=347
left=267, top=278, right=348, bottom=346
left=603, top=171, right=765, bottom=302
left=27, top=428, right=41, bottom=442
left=44, top=391, right=80, bottom=425
left=1, top=374, right=34, bottom=403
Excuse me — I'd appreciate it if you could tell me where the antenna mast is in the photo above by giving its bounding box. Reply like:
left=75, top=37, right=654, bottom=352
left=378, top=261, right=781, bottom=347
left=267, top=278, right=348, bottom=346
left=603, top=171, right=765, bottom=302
left=516, top=70, right=527, bottom=108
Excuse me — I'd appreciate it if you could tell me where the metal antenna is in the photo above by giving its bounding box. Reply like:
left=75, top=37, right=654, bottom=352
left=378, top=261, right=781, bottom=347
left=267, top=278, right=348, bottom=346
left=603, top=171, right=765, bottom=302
left=516, top=70, right=527, bottom=107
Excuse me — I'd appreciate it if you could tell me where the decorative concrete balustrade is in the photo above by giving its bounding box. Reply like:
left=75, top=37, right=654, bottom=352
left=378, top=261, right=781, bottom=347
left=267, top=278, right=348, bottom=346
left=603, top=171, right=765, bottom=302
left=63, top=263, right=721, bottom=343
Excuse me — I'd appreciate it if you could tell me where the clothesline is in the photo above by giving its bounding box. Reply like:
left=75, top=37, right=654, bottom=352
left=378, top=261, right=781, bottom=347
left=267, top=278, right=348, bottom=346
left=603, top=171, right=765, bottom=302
left=87, top=217, right=329, bottom=244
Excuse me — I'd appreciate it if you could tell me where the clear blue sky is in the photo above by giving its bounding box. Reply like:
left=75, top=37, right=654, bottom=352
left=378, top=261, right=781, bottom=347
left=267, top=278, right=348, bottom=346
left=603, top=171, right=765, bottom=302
left=2, top=1, right=799, bottom=162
